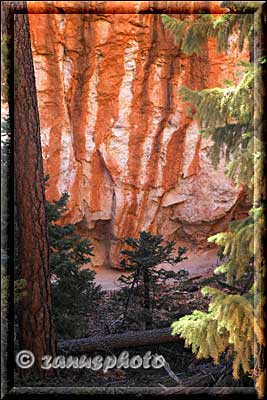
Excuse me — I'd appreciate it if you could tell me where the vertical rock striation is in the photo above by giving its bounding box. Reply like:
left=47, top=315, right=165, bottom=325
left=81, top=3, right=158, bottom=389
left=28, top=2, right=248, bottom=268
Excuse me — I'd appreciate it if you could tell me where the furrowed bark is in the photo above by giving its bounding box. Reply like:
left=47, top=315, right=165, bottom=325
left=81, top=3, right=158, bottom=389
left=2, top=1, right=56, bottom=374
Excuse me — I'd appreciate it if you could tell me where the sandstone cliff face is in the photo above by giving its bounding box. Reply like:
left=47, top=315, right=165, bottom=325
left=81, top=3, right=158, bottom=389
left=28, top=2, right=247, bottom=268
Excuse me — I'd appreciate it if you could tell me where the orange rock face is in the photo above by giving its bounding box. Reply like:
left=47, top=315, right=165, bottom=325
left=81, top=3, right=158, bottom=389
left=28, top=2, right=247, bottom=268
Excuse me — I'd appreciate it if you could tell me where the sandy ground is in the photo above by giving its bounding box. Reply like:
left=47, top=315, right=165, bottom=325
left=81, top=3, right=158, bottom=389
left=93, top=248, right=219, bottom=290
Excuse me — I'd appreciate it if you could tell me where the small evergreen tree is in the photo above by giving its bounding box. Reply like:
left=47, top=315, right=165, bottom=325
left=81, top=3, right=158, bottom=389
left=118, top=231, right=188, bottom=330
left=45, top=182, right=103, bottom=339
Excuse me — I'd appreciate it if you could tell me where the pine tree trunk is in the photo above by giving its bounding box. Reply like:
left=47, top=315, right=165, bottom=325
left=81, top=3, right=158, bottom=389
left=143, top=269, right=152, bottom=330
left=2, top=1, right=56, bottom=374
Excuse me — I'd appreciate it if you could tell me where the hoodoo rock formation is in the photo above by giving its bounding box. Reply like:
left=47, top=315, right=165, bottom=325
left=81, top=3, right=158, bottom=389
left=28, top=2, right=248, bottom=269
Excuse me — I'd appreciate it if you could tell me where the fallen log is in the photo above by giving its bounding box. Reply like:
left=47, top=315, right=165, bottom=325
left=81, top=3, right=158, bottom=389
left=58, top=328, right=183, bottom=354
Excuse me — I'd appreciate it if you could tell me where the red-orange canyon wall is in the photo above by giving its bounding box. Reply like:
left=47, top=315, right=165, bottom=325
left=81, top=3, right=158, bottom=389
left=28, top=2, right=248, bottom=268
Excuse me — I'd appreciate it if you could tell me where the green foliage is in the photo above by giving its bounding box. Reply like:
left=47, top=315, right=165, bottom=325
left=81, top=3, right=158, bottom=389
left=118, top=231, right=188, bottom=329
left=177, top=60, right=255, bottom=192
left=1, top=35, right=11, bottom=103
left=162, top=4, right=265, bottom=386
left=179, top=61, right=253, bottom=127
left=1, top=35, right=20, bottom=103
left=161, top=13, right=254, bottom=55
left=208, top=212, right=254, bottom=284
left=120, top=231, right=187, bottom=267
left=1, top=276, right=27, bottom=316
left=172, top=287, right=260, bottom=379
left=46, top=181, right=103, bottom=339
